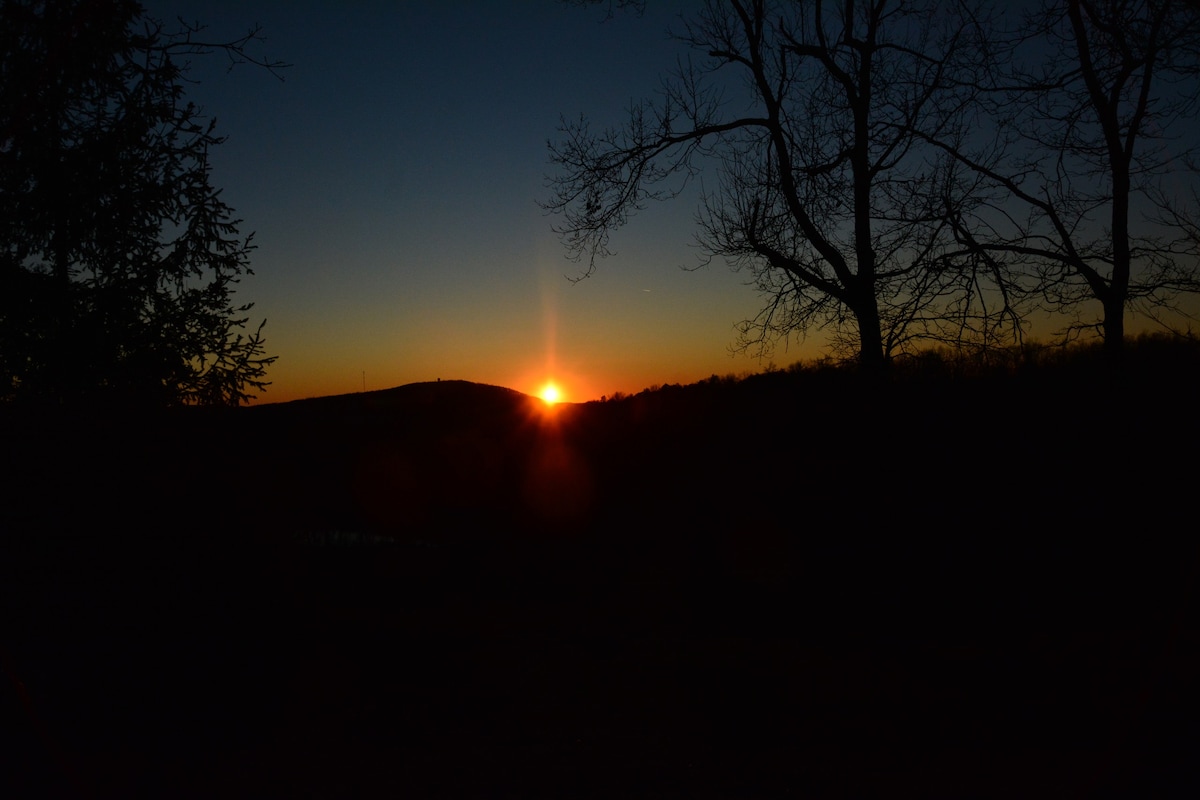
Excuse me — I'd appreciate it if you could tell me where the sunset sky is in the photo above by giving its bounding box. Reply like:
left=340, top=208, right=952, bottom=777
left=144, top=0, right=815, bottom=404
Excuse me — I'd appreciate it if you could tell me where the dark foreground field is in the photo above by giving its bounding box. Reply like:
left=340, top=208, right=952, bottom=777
left=3, top=356, right=1198, bottom=798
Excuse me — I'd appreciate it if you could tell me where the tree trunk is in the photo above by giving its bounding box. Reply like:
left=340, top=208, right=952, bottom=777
left=1105, top=149, right=1130, bottom=360
left=1102, top=292, right=1126, bottom=360
left=855, top=298, right=887, bottom=371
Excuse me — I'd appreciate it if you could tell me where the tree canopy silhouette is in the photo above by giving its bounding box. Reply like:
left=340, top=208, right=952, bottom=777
left=545, top=0, right=1015, bottom=367
left=0, top=0, right=284, bottom=406
left=547, top=0, right=1200, bottom=364
left=940, top=0, right=1200, bottom=354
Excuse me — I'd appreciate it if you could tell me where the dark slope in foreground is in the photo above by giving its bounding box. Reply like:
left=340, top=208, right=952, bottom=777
left=3, top=364, right=1198, bottom=798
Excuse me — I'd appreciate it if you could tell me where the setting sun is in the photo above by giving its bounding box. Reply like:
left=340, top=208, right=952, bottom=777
left=539, top=382, right=562, bottom=405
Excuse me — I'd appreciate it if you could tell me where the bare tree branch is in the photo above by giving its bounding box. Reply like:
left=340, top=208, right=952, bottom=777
left=545, top=0, right=1012, bottom=366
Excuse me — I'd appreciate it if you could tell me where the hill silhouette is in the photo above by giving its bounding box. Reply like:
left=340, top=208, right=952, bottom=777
left=3, top=344, right=1198, bottom=798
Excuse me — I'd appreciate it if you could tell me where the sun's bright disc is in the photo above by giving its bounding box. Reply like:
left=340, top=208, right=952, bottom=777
left=539, top=383, right=561, bottom=405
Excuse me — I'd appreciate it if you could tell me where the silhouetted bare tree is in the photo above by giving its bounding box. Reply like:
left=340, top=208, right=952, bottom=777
left=0, top=0, right=286, bottom=405
left=933, top=0, right=1200, bottom=353
left=545, top=0, right=1016, bottom=367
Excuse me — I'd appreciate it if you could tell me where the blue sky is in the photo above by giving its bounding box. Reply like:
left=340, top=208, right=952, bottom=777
left=36, top=0, right=1193, bottom=403
left=145, top=0, right=787, bottom=402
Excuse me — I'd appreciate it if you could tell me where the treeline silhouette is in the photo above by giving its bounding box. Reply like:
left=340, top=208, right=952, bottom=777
left=4, top=332, right=1196, bottom=559
left=547, top=1, right=1200, bottom=370
left=3, top=336, right=1198, bottom=798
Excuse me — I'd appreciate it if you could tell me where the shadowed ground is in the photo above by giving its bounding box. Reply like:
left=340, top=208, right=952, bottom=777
left=2, top=366, right=1197, bottom=798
